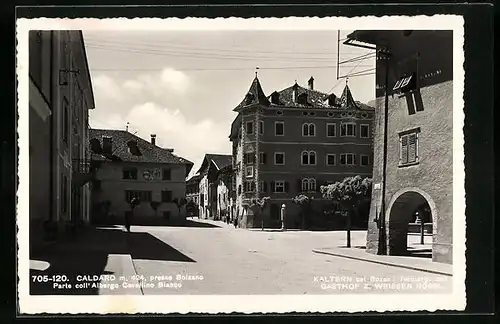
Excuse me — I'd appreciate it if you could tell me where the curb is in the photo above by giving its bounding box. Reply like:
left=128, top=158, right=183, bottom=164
left=312, top=249, right=453, bottom=277
left=103, top=254, right=144, bottom=295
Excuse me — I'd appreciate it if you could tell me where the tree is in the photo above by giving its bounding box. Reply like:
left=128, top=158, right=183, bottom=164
left=251, top=197, right=270, bottom=230
left=173, top=197, right=188, bottom=218
left=321, top=176, right=372, bottom=247
left=292, top=194, right=314, bottom=230
left=150, top=201, right=162, bottom=217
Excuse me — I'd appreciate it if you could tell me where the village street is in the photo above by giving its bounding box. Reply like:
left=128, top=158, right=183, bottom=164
left=120, top=218, right=451, bottom=295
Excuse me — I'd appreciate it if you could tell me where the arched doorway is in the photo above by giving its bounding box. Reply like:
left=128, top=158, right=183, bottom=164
left=386, top=188, right=436, bottom=257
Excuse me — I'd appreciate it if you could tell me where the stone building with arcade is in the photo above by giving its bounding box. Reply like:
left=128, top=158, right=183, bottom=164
left=344, top=30, right=454, bottom=263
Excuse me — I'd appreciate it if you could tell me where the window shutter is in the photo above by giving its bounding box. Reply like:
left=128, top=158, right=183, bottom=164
left=297, top=179, right=303, bottom=192
left=353, top=125, right=357, bottom=136
left=340, top=154, right=346, bottom=165
left=408, top=133, right=417, bottom=162
left=285, top=181, right=289, bottom=193
left=401, top=135, right=408, bottom=164
left=263, top=153, right=267, bottom=164
left=353, top=154, right=357, bottom=165
left=271, top=181, right=276, bottom=192
left=263, top=181, right=268, bottom=192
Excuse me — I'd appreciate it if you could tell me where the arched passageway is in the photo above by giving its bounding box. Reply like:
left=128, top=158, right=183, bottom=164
left=387, top=190, right=435, bottom=257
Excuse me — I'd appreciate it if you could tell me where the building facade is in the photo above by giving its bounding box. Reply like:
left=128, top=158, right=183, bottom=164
left=216, top=164, right=235, bottom=222
left=345, top=30, right=454, bottom=263
left=89, top=130, right=193, bottom=223
left=196, top=154, right=232, bottom=220
left=229, top=76, right=375, bottom=229
left=186, top=174, right=201, bottom=206
left=29, top=30, right=95, bottom=252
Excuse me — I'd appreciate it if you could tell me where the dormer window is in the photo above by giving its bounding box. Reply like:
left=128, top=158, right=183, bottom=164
left=102, top=136, right=112, bottom=154
left=270, top=91, right=281, bottom=105
left=298, top=93, right=308, bottom=105
left=245, top=93, right=255, bottom=105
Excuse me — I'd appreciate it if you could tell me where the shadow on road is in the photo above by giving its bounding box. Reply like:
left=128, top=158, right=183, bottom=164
left=29, top=226, right=195, bottom=295
left=94, top=216, right=221, bottom=228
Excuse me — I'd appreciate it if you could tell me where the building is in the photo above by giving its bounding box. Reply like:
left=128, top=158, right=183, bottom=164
left=186, top=174, right=201, bottom=206
left=344, top=30, right=454, bottom=263
left=29, top=30, right=95, bottom=252
left=215, top=163, right=235, bottom=222
left=229, top=75, right=375, bottom=229
left=196, top=154, right=232, bottom=220
left=89, top=130, right=193, bottom=223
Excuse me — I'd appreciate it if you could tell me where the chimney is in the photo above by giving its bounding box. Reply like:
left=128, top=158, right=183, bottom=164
left=151, top=134, right=156, bottom=145
left=308, top=76, right=314, bottom=90
left=292, top=81, right=298, bottom=102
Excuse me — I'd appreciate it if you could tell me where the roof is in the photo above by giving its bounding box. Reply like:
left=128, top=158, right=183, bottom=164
left=186, top=173, right=202, bottom=184
left=233, top=76, right=373, bottom=111
left=229, top=114, right=242, bottom=140
left=233, top=76, right=270, bottom=111
left=89, top=129, right=193, bottom=172
left=196, top=154, right=232, bottom=174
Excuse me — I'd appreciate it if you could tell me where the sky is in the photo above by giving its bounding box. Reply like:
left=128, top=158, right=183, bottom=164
left=83, top=29, right=376, bottom=178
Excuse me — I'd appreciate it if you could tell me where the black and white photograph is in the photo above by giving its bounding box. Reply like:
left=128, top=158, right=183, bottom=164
left=17, top=16, right=465, bottom=314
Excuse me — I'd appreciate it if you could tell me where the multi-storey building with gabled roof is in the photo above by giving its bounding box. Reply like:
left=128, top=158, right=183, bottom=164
left=229, top=75, right=375, bottom=229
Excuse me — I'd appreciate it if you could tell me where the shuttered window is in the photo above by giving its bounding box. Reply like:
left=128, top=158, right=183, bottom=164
left=399, top=131, right=419, bottom=165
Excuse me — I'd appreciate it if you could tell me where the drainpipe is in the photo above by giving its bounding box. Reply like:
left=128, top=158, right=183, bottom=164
left=49, top=30, right=54, bottom=223
left=379, top=48, right=391, bottom=255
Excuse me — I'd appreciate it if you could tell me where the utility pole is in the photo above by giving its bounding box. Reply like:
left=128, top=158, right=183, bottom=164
left=379, top=47, right=391, bottom=255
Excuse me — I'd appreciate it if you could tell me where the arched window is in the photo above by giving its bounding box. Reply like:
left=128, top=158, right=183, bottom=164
left=301, top=178, right=309, bottom=191
left=308, top=178, right=316, bottom=191
left=301, top=151, right=317, bottom=165
left=309, top=151, right=316, bottom=165
left=308, top=123, right=315, bottom=136
left=301, top=151, right=309, bottom=165
left=302, top=123, right=309, bottom=136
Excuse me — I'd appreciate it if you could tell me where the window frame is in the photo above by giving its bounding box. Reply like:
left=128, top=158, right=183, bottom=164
left=326, top=153, right=336, bottom=166
left=399, top=129, right=420, bottom=166
left=245, top=165, right=254, bottom=178
left=259, top=120, right=264, bottom=135
left=162, top=168, right=172, bottom=180
left=340, top=122, right=357, bottom=137
left=326, top=123, right=336, bottom=137
left=302, top=122, right=316, bottom=137
left=340, top=153, right=357, bottom=166
left=360, top=154, right=370, bottom=166
left=274, top=180, right=285, bottom=193
left=246, top=121, right=254, bottom=135
left=274, top=152, right=285, bottom=165
left=301, top=150, right=317, bottom=166
left=360, top=124, right=370, bottom=138
left=122, top=167, right=138, bottom=180
left=275, top=121, right=285, bottom=136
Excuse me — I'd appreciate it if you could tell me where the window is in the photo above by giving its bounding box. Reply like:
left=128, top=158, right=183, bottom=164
left=244, top=181, right=255, bottom=192
left=361, top=155, right=370, bottom=166
left=327, top=112, right=334, bottom=117
left=301, top=151, right=316, bottom=165
left=360, top=124, right=369, bottom=138
left=126, top=190, right=152, bottom=203
left=162, top=168, right=172, bottom=180
left=259, top=152, right=267, bottom=164
left=102, top=136, right=112, bottom=154
left=302, top=123, right=315, bottom=136
left=274, top=180, right=285, bottom=193
left=327, top=123, right=336, bottom=137
left=276, top=110, right=283, bottom=116
left=161, top=190, right=173, bottom=202
left=258, top=181, right=266, bottom=193
left=275, top=121, right=284, bottom=136
left=326, top=154, right=336, bottom=166
left=259, top=120, right=264, bottom=135
left=245, top=166, right=254, bottom=178
left=274, top=152, right=285, bottom=165
left=400, top=131, right=419, bottom=165
left=238, top=185, right=242, bottom=195
left=244, top=153, right=255, bottom=164
left=246, top=121, right=254, bottom=135
left=340, top=153, right=356, bottom=166
left=340, top=122, right=356, bottom=137
left=123, top=167, right=138, bottom=180
left=301, top=178, right=316, bottom=192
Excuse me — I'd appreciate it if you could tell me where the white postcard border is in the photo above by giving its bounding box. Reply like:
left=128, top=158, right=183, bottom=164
left=17, top=15, right=466, bottom=314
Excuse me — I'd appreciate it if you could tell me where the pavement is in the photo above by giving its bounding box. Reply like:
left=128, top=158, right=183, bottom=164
left=29, top=218, right=453, bottom=295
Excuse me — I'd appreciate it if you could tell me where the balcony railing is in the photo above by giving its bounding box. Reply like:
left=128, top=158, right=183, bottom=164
left=72, top=156, right=100, bottom=188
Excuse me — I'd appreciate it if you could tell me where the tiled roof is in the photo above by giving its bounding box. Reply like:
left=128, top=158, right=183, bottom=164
left=229, top=114, right=242, bottom=140
left=270, top=82, right=336, bottom=108
left=206, top=154, right=232, bottom=171
left=89, top=128, right=193, bottom=170
left=233, top=76, right=270, bottom=111
left=196, top=153, right=232, bottom=174
left=186, top=173, right=202, bottom=184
